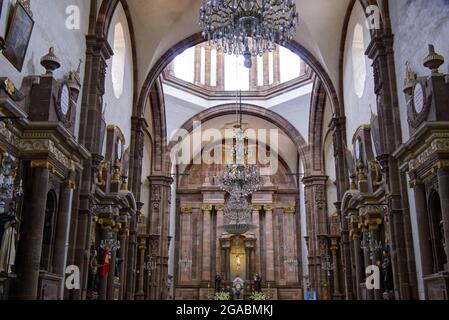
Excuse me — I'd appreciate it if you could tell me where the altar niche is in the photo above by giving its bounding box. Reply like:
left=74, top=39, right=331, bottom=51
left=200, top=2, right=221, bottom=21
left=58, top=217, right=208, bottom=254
left=230, top=236, right=246, bottom=282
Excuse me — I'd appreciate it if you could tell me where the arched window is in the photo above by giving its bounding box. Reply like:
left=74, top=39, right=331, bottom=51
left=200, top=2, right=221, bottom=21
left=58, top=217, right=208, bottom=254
left=200, top=47, right=206, bottom=85
left=111, top=23, right=126, bottom=99
left=268, top=52, right=274, bottom=85
left=210, top=49, right=217, bottom=87
left=352, top=24, right=367, bottom=98
left=174, top=47, right=195, bottom=83
left=224, top=55, right=249, bottom=91
left=280, top=46, right=301, bottom=83
left=257, top=55, right=264, bottom=86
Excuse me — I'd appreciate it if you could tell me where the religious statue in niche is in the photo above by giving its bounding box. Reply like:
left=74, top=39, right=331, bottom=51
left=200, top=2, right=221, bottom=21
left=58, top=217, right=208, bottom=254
left=381, top=248, right=394, bottom=296
left=214, top=274, right=222, bottom=293
left=0, top=204, right=18, bottom=274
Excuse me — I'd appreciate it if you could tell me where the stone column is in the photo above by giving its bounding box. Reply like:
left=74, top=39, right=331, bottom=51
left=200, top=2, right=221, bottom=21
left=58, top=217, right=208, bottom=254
left=98, top=224, right=112, bottom=300
left=252, top=205, right=262, bottom=275
left=125, top=204, right=141, bottom=300
left=194, top=45, right=202, bottom=85
left=367, top=25, right=416, bottom=299
left=135, top=237, right=146, bottom=300
left=225, top=247, right=231, bottom=282
left=361, top=227, right=373, bottom=300
left=14, top=163, right=50, bottom=300
left=245, top=246, right=251, bottom=281
left=148, top=176, right=173, bottom=300
left=412, top=182, right=433, bottom=277
left=220, top=239, right=231, bottom=283
left=437, top=167, right=449, bottom=265
left=250, top=55, right=258, bottom=90
left=353, top=235, right=364, bottom=300
left=215, top=205, right=224, bottom=276
left=118, top=231, right=128, bottom=299
left=273, top=47, right=280, bottom=85
left=263, top=53, right=270, bottom=86
left=205, top=47, right=211, bottom=86
left=76, top=35, right=113, bottom=299
left=265, top=205, right=275, bottom=282
left=330, top=238, right=342, bottom=299
left=53, top=178, right=76, bottom=299
left=216, top=51, right=225, bottom=90
left=129, top=118, right=147, bottom=200
left=106, top=231, right=118, bottom=300
left=370, top=225, right=383, bottom=300
left=202, top=205, right=212, bottom=281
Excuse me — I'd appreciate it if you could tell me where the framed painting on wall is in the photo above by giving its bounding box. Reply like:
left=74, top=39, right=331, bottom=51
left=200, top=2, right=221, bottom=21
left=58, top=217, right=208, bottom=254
left=2, top=0, right=34, bottom=71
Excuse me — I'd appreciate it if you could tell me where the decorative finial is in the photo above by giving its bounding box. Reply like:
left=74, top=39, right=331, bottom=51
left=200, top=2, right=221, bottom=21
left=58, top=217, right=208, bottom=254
left=403, top=61, right=417, bottom=94
left=423, top=44, right=444, bottom=74
left=40, top=47, right=61, bottom=75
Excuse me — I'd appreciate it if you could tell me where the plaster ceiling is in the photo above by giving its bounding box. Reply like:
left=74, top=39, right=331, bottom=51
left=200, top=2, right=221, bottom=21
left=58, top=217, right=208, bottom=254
left=126, top=0, right=351, bottom=96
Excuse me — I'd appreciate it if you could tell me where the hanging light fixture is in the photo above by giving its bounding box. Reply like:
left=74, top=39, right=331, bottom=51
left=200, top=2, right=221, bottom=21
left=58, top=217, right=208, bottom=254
left=199, top=0, right=299, bottom=68
left=223, top=195, right=251, bottom=222
left=218, top=92, right=263, bottom=197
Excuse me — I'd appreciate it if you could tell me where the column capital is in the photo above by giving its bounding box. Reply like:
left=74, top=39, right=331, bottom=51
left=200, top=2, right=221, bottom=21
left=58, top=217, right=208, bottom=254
left=202, top=204, right=213, bottom=212
left=131, top=116, right=149, bottom=132
left=85, top=34, right=114, bottom=60
left=284, top=206, right=296, bottom=214
left=180, top=206, right=192, bottom=215
left=302, top=175, right=329, bottom=185
left=31, top=160, right=54, bottom=172
left=329, top=117, right=346, bottom=131
left=148, top=175, right=174, bottom=186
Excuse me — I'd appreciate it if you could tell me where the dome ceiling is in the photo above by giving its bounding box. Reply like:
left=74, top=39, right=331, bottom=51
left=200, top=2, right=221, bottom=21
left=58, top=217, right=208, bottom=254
left=125, top=0, right=352, bottom=94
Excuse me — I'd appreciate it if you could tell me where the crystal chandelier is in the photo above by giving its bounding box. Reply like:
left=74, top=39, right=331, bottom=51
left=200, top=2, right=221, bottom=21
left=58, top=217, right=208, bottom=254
left=219, top=92, right=263, bottom=197
left=224, top=195, right=251, bottom=222
left=199, top=0, right=299, bottom=68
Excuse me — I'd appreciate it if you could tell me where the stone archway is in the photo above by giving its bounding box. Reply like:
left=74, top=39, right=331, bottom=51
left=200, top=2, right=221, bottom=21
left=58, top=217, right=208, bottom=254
left=167, top=103, right=311, bottom=176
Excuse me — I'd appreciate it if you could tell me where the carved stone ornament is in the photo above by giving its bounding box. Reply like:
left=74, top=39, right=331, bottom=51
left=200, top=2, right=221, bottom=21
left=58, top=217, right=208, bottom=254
left=180, top=206, right=192, bottom=214
left=202, top=204, right=213, bottom=212
left=409, top=137, right=449, bottom=172
left=284, top=206, right=296, bottom=214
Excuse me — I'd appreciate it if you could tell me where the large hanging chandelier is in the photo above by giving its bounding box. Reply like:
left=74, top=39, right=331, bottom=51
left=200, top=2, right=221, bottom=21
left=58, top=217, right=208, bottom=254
left=224, top=195, right=251, bottom=222
left=199, top=0, right=299, bottom=68
left=218, top=94, right=263, bottom=197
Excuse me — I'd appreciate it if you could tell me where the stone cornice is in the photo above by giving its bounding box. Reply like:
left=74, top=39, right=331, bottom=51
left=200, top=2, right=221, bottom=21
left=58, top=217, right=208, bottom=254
left=161, top=67, right=314, bottom=100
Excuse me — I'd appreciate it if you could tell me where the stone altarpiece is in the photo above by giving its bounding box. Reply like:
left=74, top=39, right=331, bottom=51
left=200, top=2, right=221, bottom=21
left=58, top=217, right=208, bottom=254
left=173, top=158, right=303, bottom=300
left=394, top=45, right=449, bottom=300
